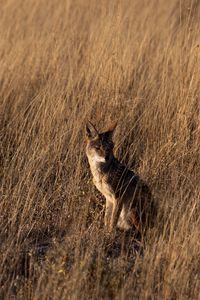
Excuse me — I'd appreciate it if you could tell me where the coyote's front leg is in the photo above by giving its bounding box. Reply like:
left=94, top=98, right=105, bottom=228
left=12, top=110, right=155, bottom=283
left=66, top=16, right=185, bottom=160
left=104, top=199, right=113, bottom=231
left=109, top=198, right=123, bottom=232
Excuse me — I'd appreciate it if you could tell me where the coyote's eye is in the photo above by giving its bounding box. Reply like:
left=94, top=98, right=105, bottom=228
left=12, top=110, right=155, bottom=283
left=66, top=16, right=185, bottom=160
left=94, top=145, right=101, bottom=150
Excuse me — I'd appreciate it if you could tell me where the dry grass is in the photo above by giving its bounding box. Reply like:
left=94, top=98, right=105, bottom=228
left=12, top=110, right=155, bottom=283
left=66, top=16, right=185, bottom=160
left=0, top=0, right=200, bottom=299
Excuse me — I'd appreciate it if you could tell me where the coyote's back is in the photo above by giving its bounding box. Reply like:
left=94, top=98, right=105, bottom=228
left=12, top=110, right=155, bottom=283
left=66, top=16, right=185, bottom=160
left=85, top=122, right=156, bottom=234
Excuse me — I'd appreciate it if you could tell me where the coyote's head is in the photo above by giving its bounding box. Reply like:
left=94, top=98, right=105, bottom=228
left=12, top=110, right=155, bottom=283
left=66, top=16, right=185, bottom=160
left=85, top=122, right=117, bottom=163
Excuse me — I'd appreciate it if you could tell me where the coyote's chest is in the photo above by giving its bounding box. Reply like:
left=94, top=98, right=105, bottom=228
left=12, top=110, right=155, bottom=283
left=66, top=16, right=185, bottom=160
left=87, top=155, right=114, bottom=200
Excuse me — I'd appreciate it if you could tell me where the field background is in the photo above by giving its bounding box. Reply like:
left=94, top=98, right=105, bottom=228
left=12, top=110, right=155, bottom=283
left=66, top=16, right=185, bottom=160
left=1, top=0, right=200, bottom=299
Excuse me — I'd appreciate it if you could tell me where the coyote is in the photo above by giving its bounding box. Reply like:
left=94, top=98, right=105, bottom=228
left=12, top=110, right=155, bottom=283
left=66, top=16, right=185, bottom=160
left=85, top=122, right=155, bottom=234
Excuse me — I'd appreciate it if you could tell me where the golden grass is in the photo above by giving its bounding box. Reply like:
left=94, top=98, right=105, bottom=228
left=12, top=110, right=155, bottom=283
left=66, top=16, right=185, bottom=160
left=0, top=0, right=200, bottom=299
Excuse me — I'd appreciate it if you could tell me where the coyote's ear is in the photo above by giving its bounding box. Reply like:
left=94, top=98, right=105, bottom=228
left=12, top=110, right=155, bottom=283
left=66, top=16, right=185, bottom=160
left=103, top=122, right=117, bottom=141
left=106, top=122, right=117, bottom=136
left=107, top=122, right=117, bottom=133
left=86, top=121, right=99, bottom=139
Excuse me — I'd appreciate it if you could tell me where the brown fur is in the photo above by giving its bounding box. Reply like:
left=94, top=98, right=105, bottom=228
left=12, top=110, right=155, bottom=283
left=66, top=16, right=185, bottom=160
left=85, top=122, right=156, bottom=234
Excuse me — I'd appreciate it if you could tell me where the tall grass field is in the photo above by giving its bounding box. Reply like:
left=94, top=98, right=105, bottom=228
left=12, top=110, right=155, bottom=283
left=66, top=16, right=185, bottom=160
left=0, top=0, right=200, bottom=299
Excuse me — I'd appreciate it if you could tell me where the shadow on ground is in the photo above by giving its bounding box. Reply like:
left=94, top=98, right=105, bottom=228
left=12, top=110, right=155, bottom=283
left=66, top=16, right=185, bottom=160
left=3, top=226, right=144, bottom=298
